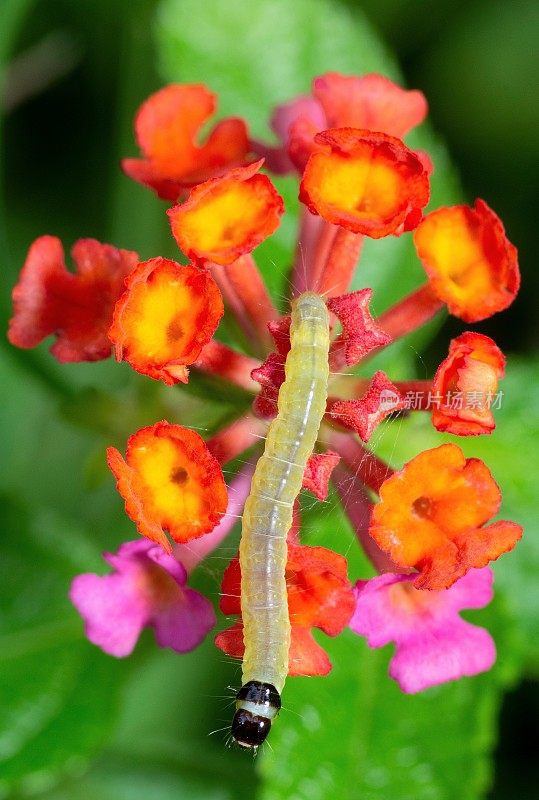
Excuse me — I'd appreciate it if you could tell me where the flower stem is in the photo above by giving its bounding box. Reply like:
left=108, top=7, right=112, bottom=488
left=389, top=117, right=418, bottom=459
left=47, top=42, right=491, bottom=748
left=393, top=379, right=433, bottom=409
left=317, top=228, right=363, bottom=298
left=326, top=429, right=393, bottom=495
left=291, top=209, right=325, bottom=295
left=302, top=218, right=339, bottom=293
left=209, top=255, right=278, bottom=354
left=332, top=462, right=399, bottom=574
left=195, top=340, right=260, bottom=393
left=206, top=412, right=266, bottom=466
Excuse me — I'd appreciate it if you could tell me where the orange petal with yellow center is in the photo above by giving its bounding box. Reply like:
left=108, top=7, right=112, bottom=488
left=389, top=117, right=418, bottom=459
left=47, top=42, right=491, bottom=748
left=168, top=160, right=284, bottom=266
left=107, top=421, right=228, bottom=553
left=370, top=443, right=521, bottom=589
left=413, top=199, right=520, bottom=322
left=109, top=257, right=223, bottom=385
left=299, top=128, right=429, bottom=238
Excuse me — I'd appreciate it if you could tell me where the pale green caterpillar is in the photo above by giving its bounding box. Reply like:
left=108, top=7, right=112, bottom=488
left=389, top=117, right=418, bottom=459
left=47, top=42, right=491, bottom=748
left=231, top=292, right=330, bottom=749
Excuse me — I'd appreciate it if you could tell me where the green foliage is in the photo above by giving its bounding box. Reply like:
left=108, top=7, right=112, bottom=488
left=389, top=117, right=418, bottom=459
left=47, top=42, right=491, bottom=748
left=0, top=497, right=125, bottom=794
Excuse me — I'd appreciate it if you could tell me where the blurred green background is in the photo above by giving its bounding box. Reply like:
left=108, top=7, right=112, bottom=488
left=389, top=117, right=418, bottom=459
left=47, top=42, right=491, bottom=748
left=1, top=1, right=537, bottom=798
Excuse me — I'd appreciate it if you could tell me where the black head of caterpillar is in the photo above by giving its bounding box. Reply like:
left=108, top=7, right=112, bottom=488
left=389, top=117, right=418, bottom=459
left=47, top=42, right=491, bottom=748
left=231, top=680, right=282, bottom=749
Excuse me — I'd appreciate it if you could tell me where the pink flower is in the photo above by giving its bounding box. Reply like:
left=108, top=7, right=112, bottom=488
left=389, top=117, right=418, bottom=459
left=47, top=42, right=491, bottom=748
left=349, top=568, right=496, bottom=693
left=70, top=539, right=215, bottom=657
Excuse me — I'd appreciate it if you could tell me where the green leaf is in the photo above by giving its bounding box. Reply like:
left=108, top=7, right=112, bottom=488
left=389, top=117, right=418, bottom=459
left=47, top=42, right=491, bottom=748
left=155, top=0, right=461, bottom=350
left=0, top=497, right=126, bottom=795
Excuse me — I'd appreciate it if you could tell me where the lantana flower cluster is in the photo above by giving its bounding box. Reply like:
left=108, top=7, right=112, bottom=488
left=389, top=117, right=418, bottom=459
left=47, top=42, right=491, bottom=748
left=9, top=72, right=522, bottom=694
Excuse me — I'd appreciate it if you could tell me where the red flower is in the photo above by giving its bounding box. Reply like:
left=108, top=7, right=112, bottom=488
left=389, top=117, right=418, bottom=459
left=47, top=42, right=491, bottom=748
left=302, top=451, right=341, bottom=501
left=432, top=332, right=505, bottom=435
left=8, top=236, right=138, bottom=362
left=122, top=84, right=251, bottom=201
left=413, top=199, right=520, bottom=322
left=328, top=371, right=404, bottom=442
left=215, top=543, right=355, bottom=676
left=370, top=444, right=522, bottom=590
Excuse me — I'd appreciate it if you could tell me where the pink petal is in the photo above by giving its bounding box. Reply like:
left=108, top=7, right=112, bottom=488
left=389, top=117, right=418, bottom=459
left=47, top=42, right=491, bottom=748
left=152, top=587, right=216, bottom=652
left=390, top=619, right=496, bottom=693
left=70, top=572, right=148, bottom=657
left=270, top=95, right=325, bottom=141
left=350, top=569, right=496, bottom=692
left=350, top=573, right=408, bottom=646
left=252, top=95, right=326, bottom=174
left=438, top=567, right=494, bottom=612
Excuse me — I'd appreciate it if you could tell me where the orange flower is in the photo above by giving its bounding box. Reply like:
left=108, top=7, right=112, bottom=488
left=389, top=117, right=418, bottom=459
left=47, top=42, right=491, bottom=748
left=107, top=422, right=228, bottom=553
left=168, top=160, right=283, bottom=266
left=122, top=84, right=251, bottom=200
left=432, top=332, right=505, bottom=435
left=299, top=129, right=429, bottom=238
left=215, top=543, right=355, bottom=676
left=109, top=257, right=223, bottom=385
left=8, top=236, right=138, bottom=362
left=413, top=199, right=520, bottom=322
left=370, top=444, right=522, bottom=590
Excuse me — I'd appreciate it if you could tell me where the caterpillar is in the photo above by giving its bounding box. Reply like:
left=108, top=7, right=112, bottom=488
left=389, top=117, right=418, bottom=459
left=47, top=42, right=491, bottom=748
left=231, top=292, right=330, bottom=749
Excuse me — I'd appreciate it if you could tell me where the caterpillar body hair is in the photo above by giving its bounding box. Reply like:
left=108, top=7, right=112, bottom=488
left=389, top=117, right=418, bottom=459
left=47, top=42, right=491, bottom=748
left=231, top=292, right=330, bottom=749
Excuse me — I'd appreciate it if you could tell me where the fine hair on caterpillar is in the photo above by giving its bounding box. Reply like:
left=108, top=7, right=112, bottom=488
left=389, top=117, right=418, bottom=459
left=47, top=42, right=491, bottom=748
left=230, top=292, right=330, bottom=750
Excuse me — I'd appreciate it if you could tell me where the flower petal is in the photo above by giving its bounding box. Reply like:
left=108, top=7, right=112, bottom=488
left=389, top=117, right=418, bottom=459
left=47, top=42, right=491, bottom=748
left=432, top=332, right=505, bottom=435
left=413, top=199, right=520, bottom=322
left=327, top=289, right=392, bottom=366
left=286, top=544, right=355, bottom=635
left=253, top=95, right=325, bottom=174
left=152, top=586, right=216, bottom=652
left=71, top=539, right=215, bottom=657
left=350, top=569, right=496, bottom=692
left=390, top=619, right=496, bottom=693
left=288, top=626, right=332, bottom=677
left=70, top=571, right=148, bottom=657
left=370, top=443, right=523, bottom=588
left=299, top=128, right=430, bottom=238
left=107, top=421, right=228, bottom=552
left=328, top=371, right=404, bottom=442
left=168, top=160, right=284, bottom=266
left=109, top=257, right=223, bottom=385
left=9, top=236, right=138, bottom=362
left=122, top=84, right=251, bottom=200
left=302, top=451, right=341, bottom=501
left=313, top=72, right=427, bottom=138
